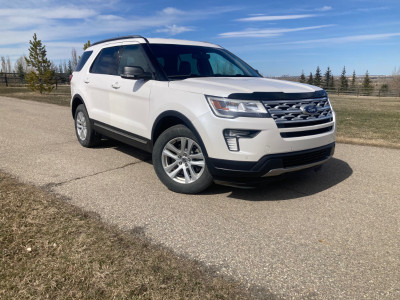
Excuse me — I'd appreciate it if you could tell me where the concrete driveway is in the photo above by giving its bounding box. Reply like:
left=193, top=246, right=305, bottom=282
left=1, top=96, right=399, bottom=299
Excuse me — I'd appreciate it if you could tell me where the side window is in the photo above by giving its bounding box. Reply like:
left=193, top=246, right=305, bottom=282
left=118, top=44, right=151, bottom=75
left=75, top=51, right=92, bottom=72
left=90, top=46, right=121, bottom=75
left=208, top=52, right=244, bottom=76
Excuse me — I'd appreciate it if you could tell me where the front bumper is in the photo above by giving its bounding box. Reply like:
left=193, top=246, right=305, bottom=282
left=207, top=142, right=335, bottom=182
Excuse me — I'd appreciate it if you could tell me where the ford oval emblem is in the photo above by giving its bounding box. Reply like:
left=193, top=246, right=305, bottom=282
left=301, top=104, right=318, bottom=115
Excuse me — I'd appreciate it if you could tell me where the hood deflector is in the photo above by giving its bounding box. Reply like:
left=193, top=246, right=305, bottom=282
left=228, top=90, right=327, bottom=100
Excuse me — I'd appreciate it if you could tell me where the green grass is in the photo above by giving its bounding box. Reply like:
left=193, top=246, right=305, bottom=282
left=329, top=95, right=400, bottom=148
left=0, top=172, right=254, bottom=299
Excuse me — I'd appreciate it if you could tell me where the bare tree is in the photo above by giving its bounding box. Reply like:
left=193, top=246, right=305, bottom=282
left=392, top=67, right=400, bottom=93
left=15, top=56, right=27, bottom=82
left=63, top=60, right=68, bottom=74
left=71, top=48, right=78, bottom=71
left=6, top=56, right=12, bottom=73
left=14, top=56, right=27, bottom=72
left=1, top=56, right=6, bottom=73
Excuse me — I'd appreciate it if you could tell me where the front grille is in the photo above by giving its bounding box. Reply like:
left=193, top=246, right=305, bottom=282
left=262, top=96, right=334, bottom=138
left=263, top=97, right=333, bottom=128
left=282, top=147, right=332, bottom=168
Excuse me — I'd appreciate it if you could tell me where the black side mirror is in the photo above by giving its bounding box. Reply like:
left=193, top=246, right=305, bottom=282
left=121, top=66, right=152, bottom=80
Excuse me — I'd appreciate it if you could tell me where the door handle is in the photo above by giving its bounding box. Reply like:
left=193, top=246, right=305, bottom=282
left=111, top=82, right=120, bottom=89
left=84, top=79, right=89, bottom=84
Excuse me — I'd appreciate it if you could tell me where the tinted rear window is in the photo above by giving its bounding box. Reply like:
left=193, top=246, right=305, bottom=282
left=90, top=46, right=121, bottom=75
left=75, top=51, right=93, bottom=72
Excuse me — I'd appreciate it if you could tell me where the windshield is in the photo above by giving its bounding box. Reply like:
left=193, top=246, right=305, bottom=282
left=148, top=44, right=260, bottom=79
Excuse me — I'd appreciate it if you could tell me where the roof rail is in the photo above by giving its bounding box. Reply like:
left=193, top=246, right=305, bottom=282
left=91, top=35, right=147, bottom=46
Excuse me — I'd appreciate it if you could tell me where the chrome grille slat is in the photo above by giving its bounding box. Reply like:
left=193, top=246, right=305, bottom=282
left=262, top=96, right=334, bottom=135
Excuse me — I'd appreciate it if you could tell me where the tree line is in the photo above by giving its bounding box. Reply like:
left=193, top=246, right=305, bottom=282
left=299, top=66, right=377, bottom=95
left=0, top=33, right=91, bottom=93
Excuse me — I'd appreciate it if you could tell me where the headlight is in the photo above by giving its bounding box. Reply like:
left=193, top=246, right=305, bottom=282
left=206, top=95, right=269, bottom=118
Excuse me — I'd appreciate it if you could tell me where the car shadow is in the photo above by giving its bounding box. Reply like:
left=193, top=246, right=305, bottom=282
left=96, top=139, right=352, bottom=201
left=203, top=157, right=353, bottom=201
left=96, top=138, right=152, bottom=163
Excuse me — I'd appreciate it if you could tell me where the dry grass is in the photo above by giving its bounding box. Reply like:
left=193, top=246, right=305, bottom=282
left=0, top=172, right=254, bottom=299
left=329, top=95, right=400, bottom=148
left=0, top=86, right=70, bottom=106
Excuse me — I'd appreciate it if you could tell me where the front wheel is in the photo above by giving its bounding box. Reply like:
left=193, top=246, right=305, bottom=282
left=152, top=125, right=213, bottom=194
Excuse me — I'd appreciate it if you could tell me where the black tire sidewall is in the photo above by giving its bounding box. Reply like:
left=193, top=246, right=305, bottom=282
left=74, top=104, right=98, bottom=148
left=152, top=125, right=213, bottom=194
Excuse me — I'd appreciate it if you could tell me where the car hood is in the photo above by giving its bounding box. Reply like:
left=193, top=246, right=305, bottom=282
left=168, top=77, right=321, bottom=97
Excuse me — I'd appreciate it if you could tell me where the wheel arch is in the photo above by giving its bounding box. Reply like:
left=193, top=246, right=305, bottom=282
left=71, top=94, right=86, bottom=119
left=151, top=110, right=209, bottom=157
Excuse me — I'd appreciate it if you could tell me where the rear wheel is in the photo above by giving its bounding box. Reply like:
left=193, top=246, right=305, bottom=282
left=153, top=125, right=213, bottom=194
left=74, top=104, right=100, bottom=147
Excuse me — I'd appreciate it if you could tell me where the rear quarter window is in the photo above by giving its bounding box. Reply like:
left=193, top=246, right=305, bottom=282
left=75, top=51, right=93, bottom=72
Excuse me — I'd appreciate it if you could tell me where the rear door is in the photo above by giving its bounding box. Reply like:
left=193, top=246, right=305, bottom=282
left=85, top=44, right=122, bottom=125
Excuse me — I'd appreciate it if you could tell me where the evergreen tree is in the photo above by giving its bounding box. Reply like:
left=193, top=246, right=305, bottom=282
left=307, top=72, right=313, bottom=85
left=330, top=74, right=335, bottom=89
left=351, top=70, right=356, bottom=90
left=323, top=67, right=332, bottom=89
left=83, top=41, right=91, bottom=51
left=314, top=66, right=322, bottom=87
left=339, top=66, right=349, bottom=91
left=79, top=41, right=92, bottom=60
left=379, top=84, right=389, bottom=95
left=299, top=70, right=306, bottom=83
left=362, top=70, right=373, bottom=95
left=24, top=33, right=54, bottom=93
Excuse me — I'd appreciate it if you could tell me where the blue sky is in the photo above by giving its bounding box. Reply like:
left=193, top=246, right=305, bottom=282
left=1, top=0, right=400, bottom=76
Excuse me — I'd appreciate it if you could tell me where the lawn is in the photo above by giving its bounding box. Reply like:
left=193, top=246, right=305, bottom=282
left=329, top=95, right=400, bottom=148
left=0, top=172, right=252, bottom=299
left=0, top=85, right=70, bottom=106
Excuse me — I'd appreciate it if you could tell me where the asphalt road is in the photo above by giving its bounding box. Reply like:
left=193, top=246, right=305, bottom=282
left=1, top=96, right=399, bottom=299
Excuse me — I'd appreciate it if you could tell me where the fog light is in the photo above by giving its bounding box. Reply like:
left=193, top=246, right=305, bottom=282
left=223, top=129, right=260, bottom=152
left=225, top=137, right=239, bottom=151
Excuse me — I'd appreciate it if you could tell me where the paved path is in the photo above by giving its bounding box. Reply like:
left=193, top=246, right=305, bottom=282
left=1, top=97, right=399, bottom=299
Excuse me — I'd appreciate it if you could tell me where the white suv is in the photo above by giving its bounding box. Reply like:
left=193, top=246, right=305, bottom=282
left=70, top=35, right=336, bottom=193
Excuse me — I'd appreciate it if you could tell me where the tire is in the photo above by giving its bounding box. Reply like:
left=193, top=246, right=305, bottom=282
left=74, top=104, right=100, bottom=148
left=152, top=125, right=213, bottom=194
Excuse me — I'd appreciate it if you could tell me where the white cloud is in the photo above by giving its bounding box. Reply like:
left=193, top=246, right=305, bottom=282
left=0, top=7, right=98, bottom=19
left=161, top=7, right=185, bottom=15
left=156, top=25, right=194, bottom=35
left=0, top=4, right=240, bottom=63
left=285, top=32, right=400, bottom=45
left=316, top=6, right=332, bottom=12
left=219, top=25, right=333, bottom=38
left=237, top=14, right=316, bottom=22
